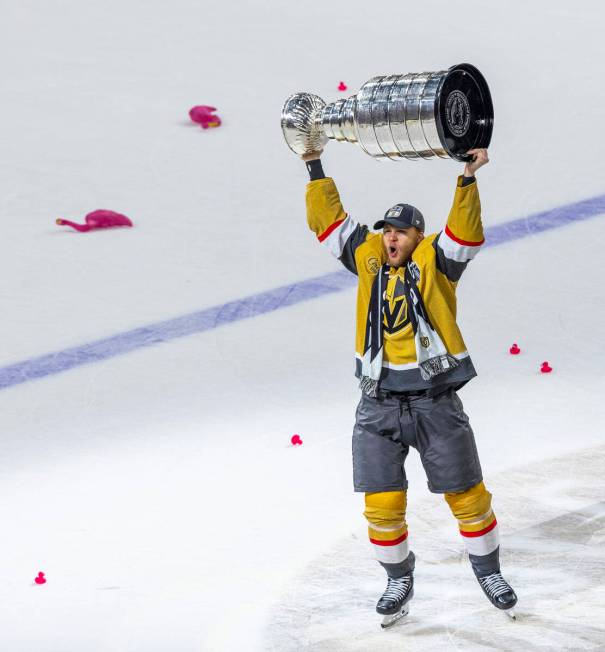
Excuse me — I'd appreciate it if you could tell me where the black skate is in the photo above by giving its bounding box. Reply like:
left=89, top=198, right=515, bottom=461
left=476, top=571, right=517, bottom=619
left=376, top=572, right=414, bottom=629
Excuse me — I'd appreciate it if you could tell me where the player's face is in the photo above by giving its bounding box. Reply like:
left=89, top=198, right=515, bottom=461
left=383, top=225, right=424, bottom=267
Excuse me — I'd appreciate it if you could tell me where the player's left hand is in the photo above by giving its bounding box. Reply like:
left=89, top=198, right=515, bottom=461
left=464, top=148, right=489, bottom=177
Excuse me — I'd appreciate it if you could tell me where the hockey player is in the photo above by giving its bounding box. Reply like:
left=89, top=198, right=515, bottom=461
left=302, top=148, right=517, bottom=627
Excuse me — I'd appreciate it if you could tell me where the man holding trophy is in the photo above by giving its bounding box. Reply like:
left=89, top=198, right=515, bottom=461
left=282, top=64, right=517, bottom=628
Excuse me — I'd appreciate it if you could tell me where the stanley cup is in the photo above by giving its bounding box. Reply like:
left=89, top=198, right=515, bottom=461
left=281, top=63, right=493, bottom=162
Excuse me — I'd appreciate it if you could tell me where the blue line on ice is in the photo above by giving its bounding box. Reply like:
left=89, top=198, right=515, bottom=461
left=2, top=193, right=605, bottom=390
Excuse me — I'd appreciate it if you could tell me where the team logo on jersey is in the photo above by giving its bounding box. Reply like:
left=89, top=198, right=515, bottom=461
left=446, top=90, right=471, bottom=137
left=420, top=336, right=430, bottom=348
left=366, top=256, right=380, bottom=274
left=383, top=277, right=411, bottom=334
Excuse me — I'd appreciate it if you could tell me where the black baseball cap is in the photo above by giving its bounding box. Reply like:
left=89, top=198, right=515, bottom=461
left=373, top=203, right=425, bottom=232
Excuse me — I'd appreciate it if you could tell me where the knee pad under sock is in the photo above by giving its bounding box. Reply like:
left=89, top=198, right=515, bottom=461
left=364, top=491, right=410, bottom=566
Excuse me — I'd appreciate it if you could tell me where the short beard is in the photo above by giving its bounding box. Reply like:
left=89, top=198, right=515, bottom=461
left=385, top=247, right=411, bottom=268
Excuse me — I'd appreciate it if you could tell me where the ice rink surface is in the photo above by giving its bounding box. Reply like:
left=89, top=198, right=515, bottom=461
left=1, top=1, right=604, bottom=650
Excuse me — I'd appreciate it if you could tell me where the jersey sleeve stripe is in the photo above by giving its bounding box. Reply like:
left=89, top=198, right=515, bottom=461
left=318, top=218, right=346, bottom=242
left=438, top=228, right=484, bottom=263
left=318, top=215, right=358, bottom=259
left=444, top=224, right=485, bottom=247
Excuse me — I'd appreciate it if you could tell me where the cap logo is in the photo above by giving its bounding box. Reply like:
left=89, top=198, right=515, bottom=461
left=386, top=205, right=404, bottom=218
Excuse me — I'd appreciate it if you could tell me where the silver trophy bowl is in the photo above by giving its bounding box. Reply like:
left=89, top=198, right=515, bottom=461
left=281, top=63, right=493, bottom=162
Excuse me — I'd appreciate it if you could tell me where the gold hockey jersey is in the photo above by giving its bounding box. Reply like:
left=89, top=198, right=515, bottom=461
left=306, top=175, right=484, bottom=393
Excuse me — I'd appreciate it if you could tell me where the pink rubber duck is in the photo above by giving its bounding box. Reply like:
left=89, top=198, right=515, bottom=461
left=291, top=434, right=303, bottom=446
left=189, top=105, right=222, bottom=129
left=56, top=209, right=133, bottom=232
left=338, top=81, right=348, bottom=91
left=35, top=572, right=46, bottom=585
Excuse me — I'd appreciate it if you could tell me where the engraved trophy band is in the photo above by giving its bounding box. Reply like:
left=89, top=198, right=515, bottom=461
left=281, top=63, right=493, bottom=162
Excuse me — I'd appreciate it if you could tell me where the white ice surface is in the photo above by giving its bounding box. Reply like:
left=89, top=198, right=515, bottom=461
left=1, top=1, right=605, bottom=650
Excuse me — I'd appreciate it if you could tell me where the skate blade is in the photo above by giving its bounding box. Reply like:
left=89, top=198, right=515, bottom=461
left=504, top=608, right=516, bottom=621
left=380, top=604, right=409, bottom=629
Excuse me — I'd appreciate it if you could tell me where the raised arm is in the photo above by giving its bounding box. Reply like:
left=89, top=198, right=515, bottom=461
left=304, top=152, right=370, bottom=275
left=434, top=148, right=489, bottom=282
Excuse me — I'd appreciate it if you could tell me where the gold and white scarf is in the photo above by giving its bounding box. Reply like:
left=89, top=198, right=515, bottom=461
left=359, top=261, right=459, bottom=397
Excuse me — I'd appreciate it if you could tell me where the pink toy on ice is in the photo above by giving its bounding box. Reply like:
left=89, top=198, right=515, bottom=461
left=56, top=210, right=133, bottom=232
left=34, top=572, right=46, bottom=585
left=509, top=343, right=521, bottom=355
left=540, top=361, right=553, bottom=373
left=338, top=81, right=347, bottom=91
left=189, top=105, right=222, bottom=129
left=291, top=434, right=303, bottom=446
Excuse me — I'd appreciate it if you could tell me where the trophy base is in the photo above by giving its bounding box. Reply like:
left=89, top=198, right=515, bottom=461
left=436, top=64, right=494, bottom=162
